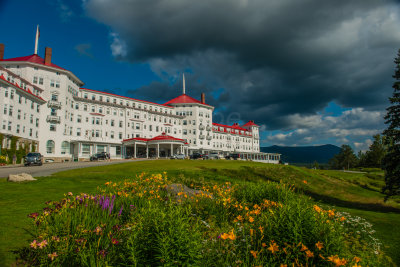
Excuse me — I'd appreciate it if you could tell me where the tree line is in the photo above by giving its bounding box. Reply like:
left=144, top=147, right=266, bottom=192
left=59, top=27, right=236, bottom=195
left=329, top=49, right=400, bottom=200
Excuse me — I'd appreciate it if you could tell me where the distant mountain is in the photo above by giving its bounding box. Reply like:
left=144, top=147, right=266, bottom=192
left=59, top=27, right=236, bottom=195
left=260, top=144, right=341, bottom=164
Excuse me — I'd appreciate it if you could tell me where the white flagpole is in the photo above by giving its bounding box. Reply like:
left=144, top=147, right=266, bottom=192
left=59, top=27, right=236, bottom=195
left=183, top=73, right=186, bottom=94
left=34, top=25, right=39, bottom=55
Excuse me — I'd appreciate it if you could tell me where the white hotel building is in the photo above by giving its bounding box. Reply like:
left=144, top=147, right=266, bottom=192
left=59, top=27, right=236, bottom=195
left=0, top=43, right=280, bottom=163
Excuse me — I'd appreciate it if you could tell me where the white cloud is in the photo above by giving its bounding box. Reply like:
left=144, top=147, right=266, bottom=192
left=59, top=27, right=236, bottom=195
left=110, top=32, right=127, bottom=58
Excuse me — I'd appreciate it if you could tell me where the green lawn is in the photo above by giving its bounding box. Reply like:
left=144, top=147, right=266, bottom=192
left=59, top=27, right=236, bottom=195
left=0, top=160, right=399, bottom=266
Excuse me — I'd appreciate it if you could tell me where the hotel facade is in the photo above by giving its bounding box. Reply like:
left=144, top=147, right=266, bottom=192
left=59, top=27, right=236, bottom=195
left=0, top=43, right=280, bottom=163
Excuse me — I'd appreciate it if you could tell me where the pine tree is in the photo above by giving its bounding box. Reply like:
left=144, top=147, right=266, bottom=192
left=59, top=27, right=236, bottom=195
left=382, top=49, right=400, bottom=199
left=329, top=144, right=358, bottom=170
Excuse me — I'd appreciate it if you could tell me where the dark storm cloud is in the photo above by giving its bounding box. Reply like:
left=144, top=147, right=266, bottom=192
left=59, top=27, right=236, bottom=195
left=83, top=0, right=400, bottom=146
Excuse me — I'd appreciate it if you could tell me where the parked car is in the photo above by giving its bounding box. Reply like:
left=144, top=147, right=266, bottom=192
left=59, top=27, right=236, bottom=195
left=225, top=153, right=241, bottom=160
left=205, top=153, right=222, bottom=160
left=171, top=154, right=186, bottom=159
left=90, top=152, right=109, bottom=161
left=24, top=152, right=43, bottom=166
left=190, top=153, right=204, bottom=160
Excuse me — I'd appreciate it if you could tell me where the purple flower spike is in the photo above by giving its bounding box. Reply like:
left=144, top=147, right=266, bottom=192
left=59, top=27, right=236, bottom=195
left=118, top=205, right=123, bottom=217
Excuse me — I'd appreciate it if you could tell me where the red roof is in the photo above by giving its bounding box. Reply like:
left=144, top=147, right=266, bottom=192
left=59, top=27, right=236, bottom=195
left=122, top=133, right=185, bottom=143
left=242, top=121, right=259, bottom=127
left=212, top=122, right=248, bottom=131
left=164, top=94, right=210, bottom=106
left=149, top=133, right=185, bottom=142
left=1, top=54, right=65, bottom=70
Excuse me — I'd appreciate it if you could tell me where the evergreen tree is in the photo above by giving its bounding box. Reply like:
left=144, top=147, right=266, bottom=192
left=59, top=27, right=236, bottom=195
left=382, top=49, right=400, bottom=199
left=329, top=144, right=358, bottom=170
left=365, top=134, right=387, bottom=168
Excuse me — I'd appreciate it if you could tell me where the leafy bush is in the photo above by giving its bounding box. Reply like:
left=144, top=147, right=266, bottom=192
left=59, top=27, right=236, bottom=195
left=18, top=172, right=390, bottom=266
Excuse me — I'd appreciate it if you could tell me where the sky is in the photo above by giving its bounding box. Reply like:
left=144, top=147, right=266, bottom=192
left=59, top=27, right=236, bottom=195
left=1, top=0, right=399, bottom=151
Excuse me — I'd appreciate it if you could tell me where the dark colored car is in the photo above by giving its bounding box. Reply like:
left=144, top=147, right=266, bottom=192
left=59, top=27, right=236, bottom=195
left=24, top=152, right=43, bottom=166
left=225, top=153, right=241, bottom=160
left=90, top=152, right=109, bottom=161
left=190, top=153, right=203, bottom=159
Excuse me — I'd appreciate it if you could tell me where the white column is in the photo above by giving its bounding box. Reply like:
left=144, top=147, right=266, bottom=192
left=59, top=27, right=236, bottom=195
left=157, top=143, right=160, bottom=158
left=134, top=143, right=137, bottom=158
left=170, top=143, right=173, bottom=156
left=146, top=145, right=149, bottom=158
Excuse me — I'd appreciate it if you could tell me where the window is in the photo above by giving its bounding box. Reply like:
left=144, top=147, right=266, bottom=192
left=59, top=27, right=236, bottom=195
left=91, top=106, right=95, bottom=112
left=61, top=141, right=70, bottom=154
left=36, top=118, right=39, bottom=127
left=111, top=131, right=114, bottom=139
left=111, top=120, right=115, bottom=126
left=92, top=95, right=96, bottom=100
left=55, top=81, right=60, bottom=88
left=83, top=105, right=87, bottom=111
left=136, top=123, right=140, bottom=130
left=33, top=76, right=38, bottom=84
left=119, top=121, right=123, bottom=127
left=8, top=121, right=11, bottom=130
left=39, top=77, right=43, bottom=85
left=77, top=115, right=82, bottom=123
left=75, top=103, right=79, bottom=110
left=116, top=146, right=121, bottom=155
left=9, top=105, right=13, bottom=116
left=50, top=80, right=55, bottom=87
left=16, top=124, right=20, bottom=134
left=50, top=124, right=56, bottom=131
left=3, top=104, right=7, bottom=115
left=77, top=128, right=81, bottom=136
left=46, top=140, right=55, bottom=154
left=10, top=90, right=14, bottom=99
left=84, top=93, right=88, bottom=99
left=119, top=132, right=122, bottom=139
left=82, top=144, right=90, bottom=155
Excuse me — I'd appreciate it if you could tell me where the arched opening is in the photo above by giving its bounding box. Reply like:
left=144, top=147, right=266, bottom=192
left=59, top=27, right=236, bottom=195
left=46, top=140, right=55, bottom=154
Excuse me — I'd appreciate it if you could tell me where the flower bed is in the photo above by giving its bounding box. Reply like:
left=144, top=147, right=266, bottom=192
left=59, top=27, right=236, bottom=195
left=19, top=172, right=390, bottom=266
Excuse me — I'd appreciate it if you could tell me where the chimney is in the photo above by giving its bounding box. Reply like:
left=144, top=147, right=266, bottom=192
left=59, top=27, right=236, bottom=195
left=201, top=93, right=205, bottom=104
left=0, top=44, right=4, bottom=60
left=44, top=47, right=52, bottom=65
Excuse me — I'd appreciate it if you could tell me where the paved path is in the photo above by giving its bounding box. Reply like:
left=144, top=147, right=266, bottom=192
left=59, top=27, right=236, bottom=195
left=0, top=159, right=151, bottom=178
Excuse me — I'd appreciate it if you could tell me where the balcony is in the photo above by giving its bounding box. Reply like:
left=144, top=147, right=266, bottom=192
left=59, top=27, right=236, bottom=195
left=47, top=100, right=62, bottom=109
left=206, top=125, right=211, bottom=131
left=199, top=124, right=205, bottom=130
left=46, top=115, right=61, bottom=123
left=206, top=135, right=212, bottom=140
left=199, top=135, right=205, bottom=139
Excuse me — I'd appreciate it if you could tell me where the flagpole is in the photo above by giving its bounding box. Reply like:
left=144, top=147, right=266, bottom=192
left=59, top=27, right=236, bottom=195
left=34, top=25, right=39, bottom=55
left=183, top=73, right=186, bottom=95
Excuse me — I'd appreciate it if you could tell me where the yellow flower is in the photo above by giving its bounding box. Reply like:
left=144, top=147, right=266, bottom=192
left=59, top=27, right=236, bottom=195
left=328, top=210, right=335, bottom=218
left=236, top=215, right=243, bottom=221
left=268, top=241, right=279, bottom=254
left=249, top=216, right=254, bottom=223
left=328, top=255, right=348, bottom=266
left=305, top=250, right=314, bottom=258
left=48, top=252, right=58, bottom=261
left=250, top=229, right=254, bottom=236
left=315, top=241, right=324, bottom=250
left=30, top=240, right=38, bottom=249
left=300, top=244, right=308, bottom=251
left=313, top=205, right=322, bottom=213
left=262, top=242, right=267, bottom=247
left=353, top=256, right=361, bottom=263
left=340, top=216, right=346, bottom=222
left=250, top=250, right=258, bottom=258
left=259, top=226, right=264, bottom=234
left=303, top=180, right=307, bottom=184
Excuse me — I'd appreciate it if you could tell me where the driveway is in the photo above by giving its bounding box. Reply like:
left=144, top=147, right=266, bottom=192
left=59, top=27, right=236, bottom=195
left=0, top=159, right=151, bottom=178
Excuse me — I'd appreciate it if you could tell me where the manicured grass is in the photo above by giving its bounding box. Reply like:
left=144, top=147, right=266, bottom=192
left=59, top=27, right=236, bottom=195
left=0, top=160, right=399, bottom=266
